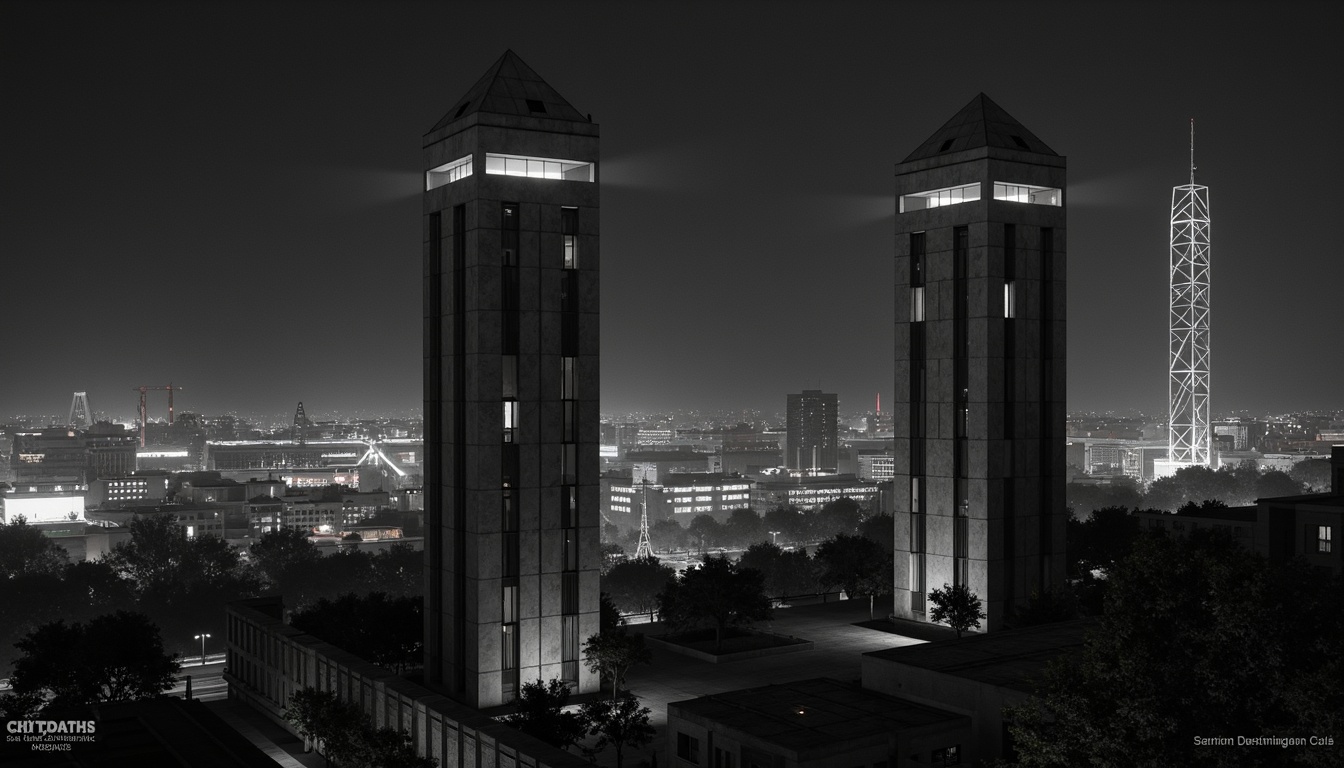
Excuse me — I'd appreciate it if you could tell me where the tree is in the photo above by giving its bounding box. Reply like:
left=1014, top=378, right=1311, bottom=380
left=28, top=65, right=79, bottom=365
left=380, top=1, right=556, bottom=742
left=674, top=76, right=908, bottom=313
left=291, top=593, right=423, bottom=674
left=1066, top=506, right=1140, bottom=578
left=1290, top=457, right=1333, bottom=492
left=599, top=592, right=624, bottom=633
left=581, top=695, right=657, bottom=768
left=649, top=519, right=689, bottom=551
left=722, top=507, right=763, bottom=548
left=814, top=497, right=862, bottom=539
left=857, top=513, right=895, bottom=553
left=248, top=529, right=321, bottom=589
left=283, top=687, right=433, bottom=768
left=582, top=630, right=651, bottom=702
left=762, top=505, right=806, bottom=544
left=501, top=678, right=587, bottom=751
left=1006, top=531, right=1344, bottom=767
left=284, top=687, right=364, bottom=765
left=737, top=542, right=819, bottom=599
left=814, top=533, right=892, bottom=619
left=8, top=610, right=180, bottom=714
left=657, top=555, right=772, bottom=651
left=0, top=517, right=68, bottom=579
left=368, top=543, right=423, bottom=597
left=927, top=583, right=985, bottom=638
left=686, top=514, right=722, bottom=552
left=602, top=555, right=675, bottom=618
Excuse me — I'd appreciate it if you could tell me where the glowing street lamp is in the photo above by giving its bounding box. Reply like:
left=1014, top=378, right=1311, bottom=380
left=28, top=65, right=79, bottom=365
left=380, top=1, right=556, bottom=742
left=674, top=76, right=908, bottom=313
left=769, top=531, right=781, bottom=545
left=194, top=633, right=211, bottom=664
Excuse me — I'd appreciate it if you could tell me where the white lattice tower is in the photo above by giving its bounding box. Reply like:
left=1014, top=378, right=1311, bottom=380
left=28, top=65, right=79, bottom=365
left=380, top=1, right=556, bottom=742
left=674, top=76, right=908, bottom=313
left=634, top=481, right=653, bottom=559
left=1168, top=119, right=1212, bottom=467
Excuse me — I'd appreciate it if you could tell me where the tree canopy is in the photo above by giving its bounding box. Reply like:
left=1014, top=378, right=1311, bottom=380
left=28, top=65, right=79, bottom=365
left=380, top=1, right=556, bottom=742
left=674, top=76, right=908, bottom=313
left=657, top=555, right=772, bottom=651
left=0, top=517, right=68, bottom=579
left=737, top=542, right=819, bottom=599
left=1007, top=530, right=1344, bottom=767
left=927, top=583, right=985, bottom=638
left=581, top=695, right=656, bottom=768
left=290, top=593, right=423, bottom=674
left=601, top=555, right=675, bottom=617
left=4, top=610, right=179, bottom=716
left=501, top=678, right=587, bottom=751
left=815, top=533, right=892, bottom=618
left=582, top=630, right=651, bottom=702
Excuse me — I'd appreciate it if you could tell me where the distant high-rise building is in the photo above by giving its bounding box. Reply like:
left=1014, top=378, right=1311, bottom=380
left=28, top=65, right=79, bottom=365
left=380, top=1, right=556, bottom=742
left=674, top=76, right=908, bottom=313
left=786, top=390, right=838, bottom=473
left=423, top=51, right=600, bottom=708
left=893, top=94, right=1067, bottom=632
left=1157, top=121, right=1212, bottom=477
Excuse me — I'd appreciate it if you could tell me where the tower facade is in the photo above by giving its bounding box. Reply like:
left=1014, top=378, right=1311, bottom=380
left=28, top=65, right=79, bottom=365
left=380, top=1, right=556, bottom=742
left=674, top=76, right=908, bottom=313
left=1164, top=122, right=1211, bottom=471
left=786, top=389, right=838, bottom=473
left=892, top=94, right=1067, bottom=632
left=423, top=51, right=600, bottom=708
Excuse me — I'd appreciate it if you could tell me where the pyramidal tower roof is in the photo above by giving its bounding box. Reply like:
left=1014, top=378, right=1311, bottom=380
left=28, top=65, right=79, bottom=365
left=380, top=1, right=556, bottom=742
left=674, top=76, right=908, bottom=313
left=430, top=50, right=587, bottom=132
left=902, top=93, right=1057, bottom=163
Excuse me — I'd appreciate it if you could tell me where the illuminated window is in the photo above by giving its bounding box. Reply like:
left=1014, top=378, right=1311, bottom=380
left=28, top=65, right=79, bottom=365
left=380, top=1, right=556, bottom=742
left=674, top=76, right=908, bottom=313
left=993, top=182, right=1061, bottom=206
left=1004, top=281, right=1016, bottom=318
left=485, top=153, right=593, bottom=181
left=503, top=400, right=519, bottom=443
left=426, top=155, right=472, bottom=190
left=900, top=182, right=980, bottom=212
left=562, top=207, right=578, bottom=268
left=1319, top=525, right=1333, bottom=553
left=911, top=286, right=925, bottom=321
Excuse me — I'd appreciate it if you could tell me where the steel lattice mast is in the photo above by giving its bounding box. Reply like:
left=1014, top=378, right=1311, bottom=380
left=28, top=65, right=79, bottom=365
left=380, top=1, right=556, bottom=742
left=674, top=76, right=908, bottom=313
left=1168, top=119, right=1212, bottom=467
left=634, top=481, right=653, bottom=559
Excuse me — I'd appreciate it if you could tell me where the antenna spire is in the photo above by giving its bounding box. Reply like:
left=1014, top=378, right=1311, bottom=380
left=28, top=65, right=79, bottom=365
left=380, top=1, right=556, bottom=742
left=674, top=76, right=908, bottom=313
left=1193, top=119, right=1204, bottom=188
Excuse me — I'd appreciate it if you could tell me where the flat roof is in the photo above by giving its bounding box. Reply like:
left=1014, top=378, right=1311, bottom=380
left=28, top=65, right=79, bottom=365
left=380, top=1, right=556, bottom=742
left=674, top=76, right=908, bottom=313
left=670, top=677, right=966, bottom=755
left=864, top=619, right=1092, bottom=694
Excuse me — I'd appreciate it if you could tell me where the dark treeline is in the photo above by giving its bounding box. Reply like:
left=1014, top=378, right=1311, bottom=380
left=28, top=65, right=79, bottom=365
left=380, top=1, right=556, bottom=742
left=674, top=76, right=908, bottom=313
left=0, top=516, right=423, bottom=676
left=1067, top=461, right=1322, bottom=517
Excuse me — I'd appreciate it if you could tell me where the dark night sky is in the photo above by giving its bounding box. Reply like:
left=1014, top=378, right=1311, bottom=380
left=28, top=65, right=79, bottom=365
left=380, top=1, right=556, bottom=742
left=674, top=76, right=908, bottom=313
left=3, top=0, right=1341, bottom=422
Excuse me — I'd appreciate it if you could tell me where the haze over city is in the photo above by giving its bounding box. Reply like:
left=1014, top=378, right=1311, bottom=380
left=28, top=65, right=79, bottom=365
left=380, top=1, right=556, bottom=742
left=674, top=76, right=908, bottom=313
left=4, top=0, right=1342, bottom=420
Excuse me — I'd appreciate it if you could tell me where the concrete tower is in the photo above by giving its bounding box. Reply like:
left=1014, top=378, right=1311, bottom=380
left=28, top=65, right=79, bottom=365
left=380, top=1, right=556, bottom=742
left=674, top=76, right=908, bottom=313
left=423, top=51, right=600, bottom=708
left=786, top=389, right=838, bottom=473
left=1158, top=121, right=1212, bottom=476
left=892, top=94, right=1067, bottom=632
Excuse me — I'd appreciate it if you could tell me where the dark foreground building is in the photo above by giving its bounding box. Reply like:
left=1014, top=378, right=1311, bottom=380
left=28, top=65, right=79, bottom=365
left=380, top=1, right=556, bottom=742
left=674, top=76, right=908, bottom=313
left=893, top=94, right=1068, bottom=631
left=422, top=51, right=601, bottom=708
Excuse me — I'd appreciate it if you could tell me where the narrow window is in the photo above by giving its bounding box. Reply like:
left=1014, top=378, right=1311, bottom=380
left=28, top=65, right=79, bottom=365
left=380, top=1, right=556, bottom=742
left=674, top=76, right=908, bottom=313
left=1319, top=525, right=1333, bottom=553
left=562, top=207, right=579, bottom=269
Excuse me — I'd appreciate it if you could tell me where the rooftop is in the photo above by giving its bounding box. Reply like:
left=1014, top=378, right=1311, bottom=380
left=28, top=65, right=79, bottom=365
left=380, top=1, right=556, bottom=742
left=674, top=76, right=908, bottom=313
left=901, top=92, right=1057, bottom=164
left=864, top=619, right=1092, bottom=694
left=669, top=677, right=966, bottom=757
left=430, top=50, right=588, bottom=132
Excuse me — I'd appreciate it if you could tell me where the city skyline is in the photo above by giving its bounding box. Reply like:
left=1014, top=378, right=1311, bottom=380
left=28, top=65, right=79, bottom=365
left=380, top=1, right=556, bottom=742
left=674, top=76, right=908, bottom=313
left=4, top=1, right=1343, bottom=419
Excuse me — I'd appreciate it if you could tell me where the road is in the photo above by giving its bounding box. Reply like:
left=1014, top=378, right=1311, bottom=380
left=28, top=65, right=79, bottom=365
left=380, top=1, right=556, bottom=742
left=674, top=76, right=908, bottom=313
left=170, top=657, right=228, bottom=702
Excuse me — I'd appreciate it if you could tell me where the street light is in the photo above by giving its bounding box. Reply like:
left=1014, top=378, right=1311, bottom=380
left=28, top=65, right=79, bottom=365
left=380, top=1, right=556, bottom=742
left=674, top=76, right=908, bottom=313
left=769, top=530, right=781, bottom=545
left=194, top=633, right=211, bottom=664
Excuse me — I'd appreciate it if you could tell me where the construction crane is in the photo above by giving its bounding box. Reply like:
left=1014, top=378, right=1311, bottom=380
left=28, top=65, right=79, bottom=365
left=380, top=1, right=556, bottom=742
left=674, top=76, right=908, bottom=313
left=133, top=384, right=177, bottom=447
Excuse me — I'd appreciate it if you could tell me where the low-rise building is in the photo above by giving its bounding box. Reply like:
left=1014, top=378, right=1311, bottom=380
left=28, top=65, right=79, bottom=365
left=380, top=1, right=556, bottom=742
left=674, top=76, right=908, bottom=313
left=668, top=677, right=970, bottom=768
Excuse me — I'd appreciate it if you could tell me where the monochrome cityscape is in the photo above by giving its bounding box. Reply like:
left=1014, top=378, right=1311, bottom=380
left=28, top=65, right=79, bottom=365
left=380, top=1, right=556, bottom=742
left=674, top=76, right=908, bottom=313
left=2, top=2, right=1341, bottom=767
